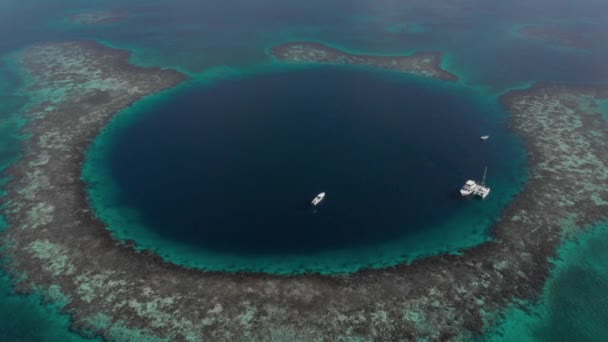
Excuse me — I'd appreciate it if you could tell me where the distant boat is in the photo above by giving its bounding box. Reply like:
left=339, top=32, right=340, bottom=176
left=480, top=135, right=490, bottom=140
left=311, top=192, right=325, bottom=206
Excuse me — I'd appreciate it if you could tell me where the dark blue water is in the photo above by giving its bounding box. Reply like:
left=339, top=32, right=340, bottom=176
left=107, top=67, right=505, bottom=256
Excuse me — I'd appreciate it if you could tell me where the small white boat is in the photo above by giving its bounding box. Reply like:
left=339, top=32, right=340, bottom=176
left=311, top=192, right=326, bottom=206
left=460, top=180, right=477, bottom=196
left=480, top=135, right=490, bottom=140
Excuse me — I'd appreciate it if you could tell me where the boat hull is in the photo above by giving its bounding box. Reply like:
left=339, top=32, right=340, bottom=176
left=460, top=189, right=473, bottom=196
left=311, top=192, right=326, bottom=206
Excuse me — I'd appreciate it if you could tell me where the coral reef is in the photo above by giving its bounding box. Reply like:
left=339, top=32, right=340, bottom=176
left=1, top=41, right=608, bottom=340
left=271, top=41, right=458, bottom=81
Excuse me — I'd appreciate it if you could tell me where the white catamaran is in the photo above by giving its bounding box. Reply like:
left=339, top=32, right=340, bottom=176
left=474, top=166, right=491, bottom=199
left=460, top=166, right=491, bottom=199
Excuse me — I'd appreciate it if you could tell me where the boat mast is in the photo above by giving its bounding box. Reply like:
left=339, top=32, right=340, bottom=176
left=481, top=166, right=487, bottom=187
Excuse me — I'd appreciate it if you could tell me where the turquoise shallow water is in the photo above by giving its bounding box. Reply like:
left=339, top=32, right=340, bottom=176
left=0, top=273, right=97, bottom=342
left=483, top=221, right=608, bottom=342
left=0, top=61, right=95, bottom=341
left=0, top=248, right=98, bottom=341
left=0, top=0, right=607, bottom=340
left=0, top=12, right=104, bottom=336
left=481, top=96, right=608, bottom=342
left=599, top=100, right=608, bottom=122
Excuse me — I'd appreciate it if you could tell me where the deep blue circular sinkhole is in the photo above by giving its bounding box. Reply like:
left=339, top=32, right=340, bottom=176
left=101, top=67, right=519, bottom=258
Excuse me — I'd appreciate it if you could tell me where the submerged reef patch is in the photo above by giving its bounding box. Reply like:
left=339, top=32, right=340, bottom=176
left=517, top=25, right=595, bottom=50
left=71, top=11, right=128, bottom=25
left=0, top=41, right=608, bottom=340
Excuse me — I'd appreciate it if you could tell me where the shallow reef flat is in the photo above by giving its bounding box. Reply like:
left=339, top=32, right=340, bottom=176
left=271, top=41, right=459, bottom=81
left=71, top=11, right=128, bottom=25
left=1, top=41, right=608, bottom=341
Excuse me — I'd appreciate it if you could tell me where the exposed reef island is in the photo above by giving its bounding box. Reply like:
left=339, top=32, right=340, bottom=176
left=271, top=41, right=459, bottom=81
left=71, top=11, right=128, bottom=24
left=2, top=41, right=608, bottom=341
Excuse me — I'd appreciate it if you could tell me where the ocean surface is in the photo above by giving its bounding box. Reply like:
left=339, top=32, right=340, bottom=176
left=0, top=0, right=607, bottom=340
